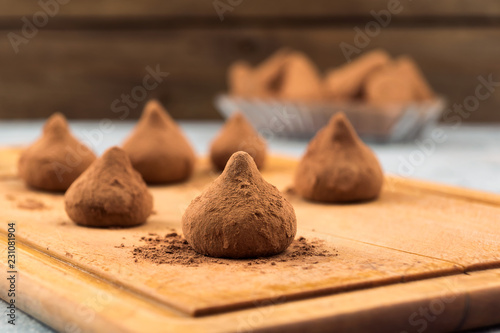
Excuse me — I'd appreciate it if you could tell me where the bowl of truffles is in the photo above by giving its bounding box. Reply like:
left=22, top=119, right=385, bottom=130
left=215, top=48, right=445, bottom=142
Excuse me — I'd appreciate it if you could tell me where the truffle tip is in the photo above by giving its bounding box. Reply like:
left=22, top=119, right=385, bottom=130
left=223, top=151, right=259, bottom=176
left=100, top=146, right=132, bottom=167
left=141, top=99, right=173, bottom=125
left=228, top=112, right=247, bottom=125
left=326, top=112, right=359, bottom=143
left=43, top=112, right=69, bottom=134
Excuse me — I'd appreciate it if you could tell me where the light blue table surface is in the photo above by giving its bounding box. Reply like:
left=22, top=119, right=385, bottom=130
left=0, top=120, right=499, bottom=333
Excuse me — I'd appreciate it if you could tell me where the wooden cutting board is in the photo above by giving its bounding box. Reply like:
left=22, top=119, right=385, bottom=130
left=0, top=147, right=499, bottom=333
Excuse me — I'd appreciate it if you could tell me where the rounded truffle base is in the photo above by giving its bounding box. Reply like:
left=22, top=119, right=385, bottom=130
left=185, top=232, right=294, bottom=259
left=65, top=205, right=149, bottom=228
left=295, top=185, right=381, bottom=203
left=129, top=156, right=194, bottom=184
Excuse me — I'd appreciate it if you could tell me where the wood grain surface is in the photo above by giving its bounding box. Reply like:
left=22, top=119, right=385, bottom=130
left=1, top=0, right=499, bottom=19
left=1, top=0, right=500, bottom=122
left=0, top=148, right=499, bottom=332
left=1, top=29, right=499, bottom=123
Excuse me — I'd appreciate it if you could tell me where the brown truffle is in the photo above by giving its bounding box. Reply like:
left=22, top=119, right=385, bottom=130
left=324, top=49, right=391, bottom=100
left=182, top=151, right=297, bottom=259
left=227, top=48, right=291, bottom=98
left=278, top=52, right=324, bottom=101
left=253, top=48, right=291, bottom=96
left=395, top=56, right=435, bottom=101
left=294, top=113, right=383, bottom=202
left=228, top=61, right=254, bottom=97
left=210, top=113, right=267, bottom=171
left=18, top=113, right=96, bottom=191
left=122, top=100, right=196, bottom=184
left=65, top=147, right=153, bottom=227
left=363, top=61, right=416, bottom=105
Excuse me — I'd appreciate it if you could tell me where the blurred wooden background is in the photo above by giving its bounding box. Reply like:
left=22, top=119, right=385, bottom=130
left=0, top=0, right=499, bottom=122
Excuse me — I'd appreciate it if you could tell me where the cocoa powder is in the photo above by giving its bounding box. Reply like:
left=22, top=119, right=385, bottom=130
left=210, top=113, right=267, bottom=171
left=294, top=112, right=384, bottom=203
left=64, top=147, right=153, bottom=227
left=18, top=113, right=96, bottom=191
left=132, top=231, right=336, bottom=267
left=122, top=100, right=196, bottom=184
left=182, top=151, right=297, bottom=259
left=17, top=198, right=46, bottom=210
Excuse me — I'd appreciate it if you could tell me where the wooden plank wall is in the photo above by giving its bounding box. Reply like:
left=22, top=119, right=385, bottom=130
left=0, top=0, right=499, bottom=121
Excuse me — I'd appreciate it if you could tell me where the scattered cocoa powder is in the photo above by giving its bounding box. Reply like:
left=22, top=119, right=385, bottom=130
left=182, top=151, right=297, bottom=259
left=64, top=147, right=153, bottom=227
left=131, top=231, right=336, bottom=267
left=210, top=113, right=267, bottom=171
left=5, top=194, right=15, bottom=201
left=294, top=112, right=383, bottom=203
left=122, top=100, right=196, bottom=184
left=17, top=198, right=46, bottom=210
left=18, top=113, right=96, bottom=191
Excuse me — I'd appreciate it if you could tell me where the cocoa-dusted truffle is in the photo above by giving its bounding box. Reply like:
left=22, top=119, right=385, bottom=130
left=227, top=48, right=291, bottom=98
left=18, top=113, right=96, bottom=191
left=278, top=52, right=324, bottom=101
left=324, top=49, right=390, bottom=100
left=182, top=151, right=297, bottom=259
left=395, top=56, right=435, bottom=101
left=65, top=147, right=153, bottom=227
left=122, top=100, right=196, bottom=184
left=364, top=61, right=416, bottom=104
left=210, top=113, right=267, bottom=171
left=228, top=61, right=253, bottom=97
left=294, top=113, right=383, bottom=202
left=253, top=48, right=291, bottom=96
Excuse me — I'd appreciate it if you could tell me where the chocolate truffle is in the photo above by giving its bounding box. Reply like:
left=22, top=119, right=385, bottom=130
left=122, top=100, right=196, bottom=184
left=228, top=61, right=253, bottom=97
left=227, top=48, right=291, bottom=98
left=182, top=151, right=297, bottom=259
left=364, top=61, right=416, bottom=104
left=324, top=49, right=390, bottom=100
left=210, top=113, right=267, bottom=171
left=18, top=113, right=96, bottom=191
left=278, top=52, right=324, bottom=101
left=65, top=147, right=153, bottom=227
left=253, top=48, right=291, bottom=96
left=294, top=113, right=383, bottom=202
left=395, top=56, right=435, bottom=101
